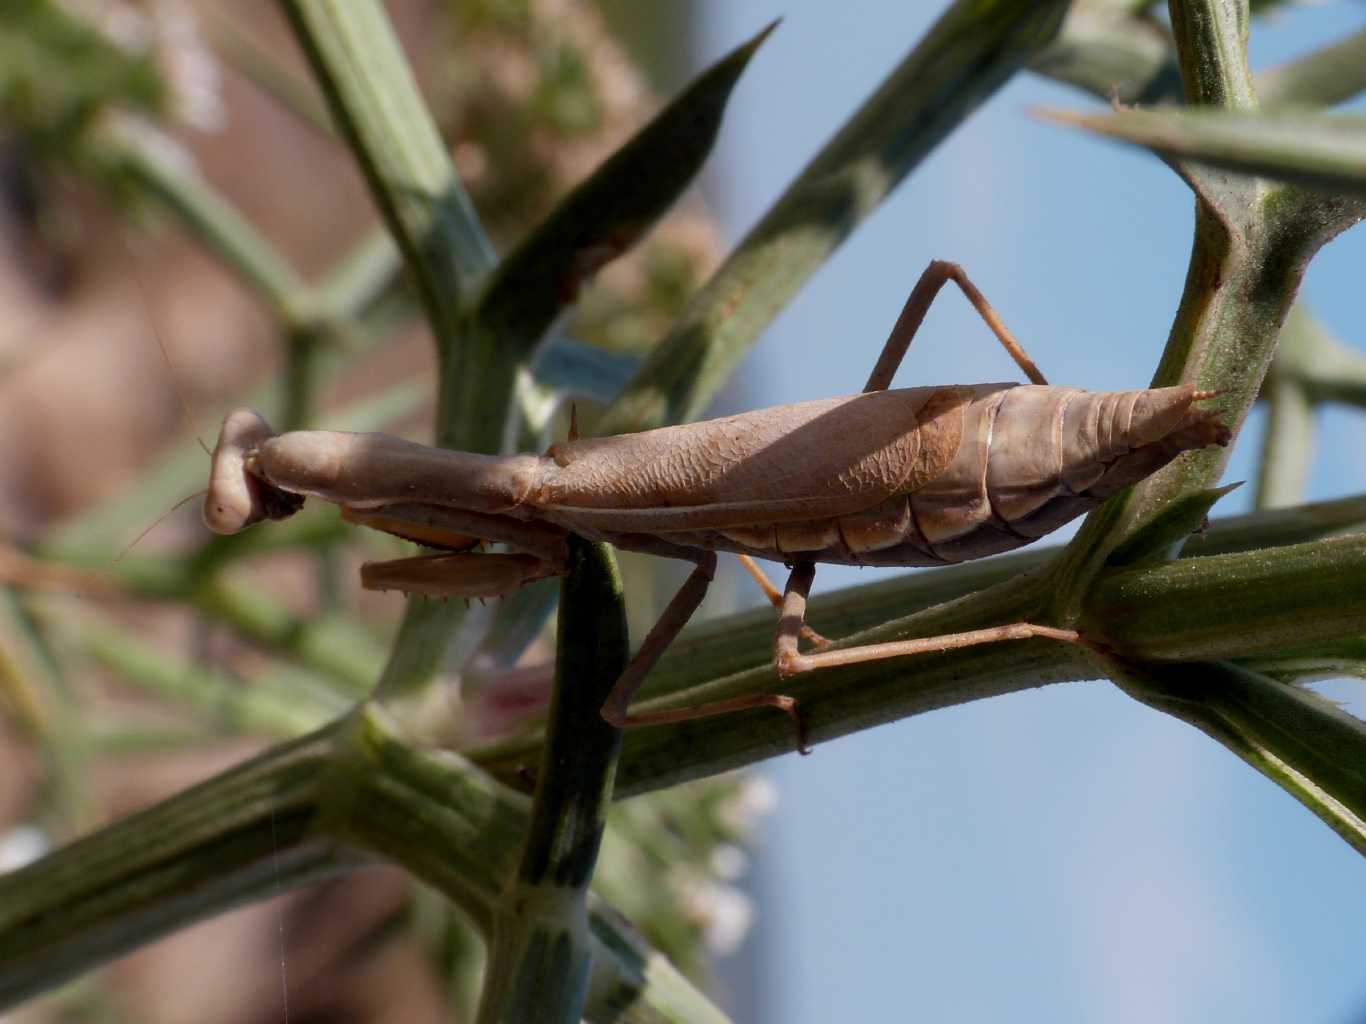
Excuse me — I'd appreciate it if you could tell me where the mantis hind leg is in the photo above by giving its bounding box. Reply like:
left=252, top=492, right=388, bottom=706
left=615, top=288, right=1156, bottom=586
left=863, top=259, right=1050, bottom=392
left=773, top=561, right=1087, bottom=709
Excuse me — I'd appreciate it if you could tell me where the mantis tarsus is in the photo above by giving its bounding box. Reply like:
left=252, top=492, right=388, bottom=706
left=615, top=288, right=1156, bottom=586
left=204, top=261, right=1229, bottom=751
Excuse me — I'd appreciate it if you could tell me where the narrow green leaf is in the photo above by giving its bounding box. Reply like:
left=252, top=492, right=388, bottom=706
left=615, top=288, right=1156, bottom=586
left=1256, top=28, right=1366, bottom=109
left=1240, top=636, right=1366, bottom=685
left=1115, top=661, right=1366, bottom=856
left=1107, top=481, right=1242, bottom=567
left=1044, top=108, right=1366, bottom=197
left=1030, top=9, right=1181, bottom=106
left=476, top=22, right=775, bottom=351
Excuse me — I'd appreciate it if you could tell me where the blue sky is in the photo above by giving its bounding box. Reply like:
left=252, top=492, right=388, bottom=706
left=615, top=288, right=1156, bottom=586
left=687, top=3, right=1366, bottom=1021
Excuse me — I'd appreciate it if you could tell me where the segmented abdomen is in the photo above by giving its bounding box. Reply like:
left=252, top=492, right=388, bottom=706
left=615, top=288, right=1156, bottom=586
left=689, top=383, right=1224, bottom=566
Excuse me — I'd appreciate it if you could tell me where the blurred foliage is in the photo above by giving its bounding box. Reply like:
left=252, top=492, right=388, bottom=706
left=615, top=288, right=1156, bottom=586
left=0, top=0, right=166, bottom=153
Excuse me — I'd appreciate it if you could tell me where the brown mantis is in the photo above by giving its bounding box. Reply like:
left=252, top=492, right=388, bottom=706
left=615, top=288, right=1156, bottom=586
left=203, top=261, right=1229, bottom=750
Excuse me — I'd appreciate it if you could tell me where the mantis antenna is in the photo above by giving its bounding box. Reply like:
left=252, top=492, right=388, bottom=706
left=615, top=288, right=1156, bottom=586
left=114, top=488, right=209, bottom=562
left=115, top=230, right=217, bottom=560
left=120, top=230, right=211, bottom=456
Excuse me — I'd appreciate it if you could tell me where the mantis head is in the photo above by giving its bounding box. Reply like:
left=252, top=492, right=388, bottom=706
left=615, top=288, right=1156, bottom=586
left=202, top=409, right=304, bottom=534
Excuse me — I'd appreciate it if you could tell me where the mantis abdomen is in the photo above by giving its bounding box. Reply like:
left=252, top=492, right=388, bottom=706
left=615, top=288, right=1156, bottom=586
left=533, top=383, right=1228, bottom=565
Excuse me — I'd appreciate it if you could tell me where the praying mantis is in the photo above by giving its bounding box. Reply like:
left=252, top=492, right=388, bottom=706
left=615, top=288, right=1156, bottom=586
left=203, top=261, right=1229, bottom=750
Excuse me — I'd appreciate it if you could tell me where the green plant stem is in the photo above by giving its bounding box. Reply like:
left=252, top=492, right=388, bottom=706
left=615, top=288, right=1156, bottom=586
left=277, top=0, right=494, bottom=339
left=100, top=125, right=314, bottom=327
left=99, top=121, right=340, bottom=430
left=468, top=514, right=1366, bottom=797
left=1085, top=533, right=1366, bottom=660
left=191, top=578, right=387, bottom=691
left=78, top=622, right=346, bottom=737
left=469, top=488, right=1366, bottom=781
left=1043, top=0, right=1348, bottom=617
left=0, top=728, right=349, bottom=1009
left=1254, top=372, right=1313, bottom=509
left=1170, top=0, right=1258, bottom=111
left=1271, top=305, right=1366, bottom=407
left=479, top=540, right=628, bottom=1023
left=339, top=706, right=730, bottom=1023
left=972, top=0, right=1366, bottom=860
left=8, top=518, right=1366, bottom=1011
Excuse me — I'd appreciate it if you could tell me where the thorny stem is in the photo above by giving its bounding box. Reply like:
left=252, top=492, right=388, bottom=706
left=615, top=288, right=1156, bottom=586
left=9, top=508, right=1366, bottom=1012
left=8, top=500, right=1366, bottom=1011
left=1043, top=0, right=1349, bottom=621
left=0, top=707, right=732, bottom=1023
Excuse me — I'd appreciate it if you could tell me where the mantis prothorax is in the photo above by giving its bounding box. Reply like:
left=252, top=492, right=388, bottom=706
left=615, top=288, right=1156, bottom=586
left=204, top=261, right=1229, bottom=752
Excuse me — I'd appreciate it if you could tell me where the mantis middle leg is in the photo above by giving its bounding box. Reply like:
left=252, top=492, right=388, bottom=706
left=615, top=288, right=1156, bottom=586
left=734, top=553, right=830, bottom=649
left=598, top=541, right=806, bottom=750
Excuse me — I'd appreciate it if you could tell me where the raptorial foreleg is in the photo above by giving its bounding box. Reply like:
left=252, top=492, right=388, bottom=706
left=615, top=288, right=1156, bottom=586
left=346, top=504, right=571, bottom=598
